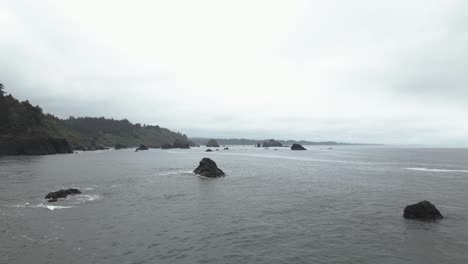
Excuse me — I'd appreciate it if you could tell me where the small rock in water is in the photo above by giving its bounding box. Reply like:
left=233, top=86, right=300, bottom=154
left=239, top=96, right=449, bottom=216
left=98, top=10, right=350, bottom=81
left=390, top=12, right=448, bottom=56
left=403, top=200, right=443, bottom=220
left=224, top=147, right=229, bottom=150
left=206, top=149, right=213, bottom=152
left=193, top=158, right=225, bottom=178
left=45, top=188, right=82, bottom=202
left=291, top=144, right=307, bottom=150
left=136, top=144, right=149, bottom=151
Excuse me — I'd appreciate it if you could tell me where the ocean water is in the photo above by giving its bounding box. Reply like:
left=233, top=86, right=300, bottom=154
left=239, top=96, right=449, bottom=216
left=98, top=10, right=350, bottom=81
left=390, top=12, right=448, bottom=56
left=1, top=146, right=468, bottom=264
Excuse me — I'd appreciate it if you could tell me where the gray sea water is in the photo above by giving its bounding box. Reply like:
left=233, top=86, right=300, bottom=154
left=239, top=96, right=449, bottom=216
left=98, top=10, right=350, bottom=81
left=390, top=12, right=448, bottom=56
left=1, top=146, right=468, bottom=264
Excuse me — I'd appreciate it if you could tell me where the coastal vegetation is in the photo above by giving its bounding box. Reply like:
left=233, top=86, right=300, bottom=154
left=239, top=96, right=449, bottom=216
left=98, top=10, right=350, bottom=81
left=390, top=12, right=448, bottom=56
left=0, top=83, right=191, bottom=155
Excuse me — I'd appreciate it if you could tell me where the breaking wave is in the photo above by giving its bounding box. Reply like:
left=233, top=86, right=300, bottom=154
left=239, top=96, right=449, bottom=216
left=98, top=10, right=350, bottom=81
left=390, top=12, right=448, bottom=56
left=406, top=167, right=468, bottom=173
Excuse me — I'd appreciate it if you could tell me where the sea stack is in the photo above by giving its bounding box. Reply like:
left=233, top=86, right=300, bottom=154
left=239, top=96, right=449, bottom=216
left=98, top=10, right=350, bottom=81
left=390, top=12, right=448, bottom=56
left=193, top=158, right=225, bottom=178
left=291, top=144, right=306, bottom=150
left=403, top=200, right=443, bottom=220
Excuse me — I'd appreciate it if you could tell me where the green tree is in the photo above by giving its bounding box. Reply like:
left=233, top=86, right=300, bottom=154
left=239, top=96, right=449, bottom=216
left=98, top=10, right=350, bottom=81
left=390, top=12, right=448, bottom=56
left=0, top=83, right=5, bottom=97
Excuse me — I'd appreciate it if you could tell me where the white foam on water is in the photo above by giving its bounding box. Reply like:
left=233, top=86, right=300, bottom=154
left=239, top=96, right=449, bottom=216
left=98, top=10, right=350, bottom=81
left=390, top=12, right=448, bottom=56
left=9, top=202, right=30, bottom=208
left=70, top=194, right=101, bottom=203
left=33, top=203, right=74, bottom=210
left=84, top=187, right=95, bottom=191
left=159, top=170, right=193, bottom=176
left=406, top=167, right=468, bottom=173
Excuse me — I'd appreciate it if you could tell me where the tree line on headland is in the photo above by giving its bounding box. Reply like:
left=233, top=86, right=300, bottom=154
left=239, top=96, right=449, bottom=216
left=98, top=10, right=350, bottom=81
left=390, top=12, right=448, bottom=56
left=0, top=83, right=192, bottom=155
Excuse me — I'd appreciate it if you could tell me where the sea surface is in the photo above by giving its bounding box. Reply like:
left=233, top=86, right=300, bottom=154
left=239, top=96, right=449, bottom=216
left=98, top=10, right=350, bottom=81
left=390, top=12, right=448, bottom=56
left=1, top=146, right=468, bottom=264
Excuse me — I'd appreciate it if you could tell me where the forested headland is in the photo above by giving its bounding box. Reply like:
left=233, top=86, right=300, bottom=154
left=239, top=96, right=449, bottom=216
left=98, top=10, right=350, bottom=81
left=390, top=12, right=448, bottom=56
left=0, top=83, right=191, bottom=155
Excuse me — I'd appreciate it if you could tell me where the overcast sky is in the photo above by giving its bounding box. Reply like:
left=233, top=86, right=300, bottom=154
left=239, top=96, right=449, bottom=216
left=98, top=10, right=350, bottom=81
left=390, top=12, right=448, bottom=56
left=1, top=0, right=468, bottom=145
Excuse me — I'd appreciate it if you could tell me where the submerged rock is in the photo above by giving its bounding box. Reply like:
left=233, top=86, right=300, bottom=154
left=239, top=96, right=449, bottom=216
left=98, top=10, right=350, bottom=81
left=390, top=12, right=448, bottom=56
left=206, top=149, right=213, bottom=152
left=45, top=188, right=82, bottom=202
left=291, top=144, right=306, bottom=150
left=193, top=158, right=225, bottom=178
left=403, top=200, right=443, bottom=220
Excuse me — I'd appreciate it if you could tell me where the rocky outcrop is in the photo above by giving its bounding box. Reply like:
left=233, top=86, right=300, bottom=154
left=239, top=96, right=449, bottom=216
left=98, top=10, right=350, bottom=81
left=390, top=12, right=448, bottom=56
left=206, top=139, right=220, bottom=148
left=71, top=144, right=87, bottom=151
left=291, top=144, right=306, bottom=150
left=0, top=137, right=73, bottom=156
left=403, top=200, right=443, bottom=220
left=136, top=144, right=149, bottom=151
left=262, top=139, right=282, bottom=147
left=45, top=188, right=82, bottom=202
left=224, top=147, right=229, bottom=150
left=160, top=139, right=190, bottom=149
left=173, top=139, right=190, bottom=149
left=256, top=142, right=261, bottom=148
left=193, top=158, right=225, bottom=178
left=114, top=143, right=127, bottom=150
left=95, top=145, right=109, bottom=150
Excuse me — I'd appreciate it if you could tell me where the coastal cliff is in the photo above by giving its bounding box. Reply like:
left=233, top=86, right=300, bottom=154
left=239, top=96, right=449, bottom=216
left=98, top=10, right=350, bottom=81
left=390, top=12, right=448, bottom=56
left=0, top=83, right=191, bottom=155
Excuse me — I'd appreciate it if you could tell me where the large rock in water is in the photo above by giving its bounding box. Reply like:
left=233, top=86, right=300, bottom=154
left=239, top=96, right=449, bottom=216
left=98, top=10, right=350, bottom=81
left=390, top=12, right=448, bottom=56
left=0, top=137, right=73, bottom=155
left=45, top=188, right=82, bottom=202
left=193, top=158, right=225, bottom=178
left=291, top=144, right=306, bottom=150
left=403, top=200, right=443, bottom=220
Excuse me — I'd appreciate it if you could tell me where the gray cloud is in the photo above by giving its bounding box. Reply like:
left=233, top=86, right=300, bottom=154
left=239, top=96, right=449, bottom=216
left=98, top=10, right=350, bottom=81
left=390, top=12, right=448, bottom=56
left=1, top=0, right=468, bottom=146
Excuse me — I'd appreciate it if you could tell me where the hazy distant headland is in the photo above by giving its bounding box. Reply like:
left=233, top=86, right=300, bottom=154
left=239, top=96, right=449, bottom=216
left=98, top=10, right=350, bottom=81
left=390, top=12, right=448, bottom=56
left=190, top=138, right=369, bottom=147
left=0, top=83, right=192, bottom=155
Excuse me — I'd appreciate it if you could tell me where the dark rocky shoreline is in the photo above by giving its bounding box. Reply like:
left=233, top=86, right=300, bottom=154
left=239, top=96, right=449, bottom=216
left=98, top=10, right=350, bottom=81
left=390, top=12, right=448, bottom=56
left=0, top=136, right=73, bottom=155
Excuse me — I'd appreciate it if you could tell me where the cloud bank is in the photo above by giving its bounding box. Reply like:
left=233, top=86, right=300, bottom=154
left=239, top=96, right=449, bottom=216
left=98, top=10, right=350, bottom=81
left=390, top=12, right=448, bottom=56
left=1, top=0, right=468, bottom=145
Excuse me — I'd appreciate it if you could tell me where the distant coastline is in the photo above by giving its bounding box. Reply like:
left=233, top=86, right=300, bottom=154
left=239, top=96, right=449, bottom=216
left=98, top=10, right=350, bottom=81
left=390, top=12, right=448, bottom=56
left=190, top=137, right=379, bottom=146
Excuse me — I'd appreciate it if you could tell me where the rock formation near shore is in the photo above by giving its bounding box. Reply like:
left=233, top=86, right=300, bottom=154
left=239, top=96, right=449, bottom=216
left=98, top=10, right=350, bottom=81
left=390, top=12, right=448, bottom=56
left=193, top=158, right=225, bottom=178
left=0, top=137, right=73, bottom=155
left=262, top=139, right=283, bottom=147
left=136, top=144, right=149, bottom=151
left=206, top=139, right=220, bottom=148
left=45, top=188, right=82, bottom=202
left=161, top=139, right=190, bottom=149
left=403, top=200, right=443, bottom=220
left=114, top=143, right=127, bottom=150
left=291, top=144, right=306, bottom=150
